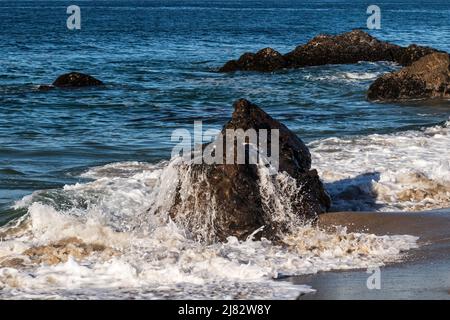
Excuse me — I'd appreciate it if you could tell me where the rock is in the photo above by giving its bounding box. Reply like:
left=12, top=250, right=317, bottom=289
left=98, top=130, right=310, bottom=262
left=219, top=30, right=449, bottom=101
left=219, top=30, right=441, bottom=72
left=168, top=99, right=331, bottom=242
left=52, top=72, right=104, bottom=88
left=367, top=52, right=450, bottom=101
left=395, top=44, right=440, bottom=66
left=220, top=48, right=286, bottom=72
left=284, top=30, right=402, bottom=68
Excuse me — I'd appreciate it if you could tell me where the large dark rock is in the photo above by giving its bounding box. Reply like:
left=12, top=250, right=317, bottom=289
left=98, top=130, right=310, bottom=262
left=219, top=30, right=440, bottom=72
left=395, top=44, right=440, bottom=66
left=52, top=72, right=104, bottom=88
left=168, top=99, right=331, bottom=242
left=284, top=30, right=402, bottom=68
left=219, top=30, right=449, bottom=102
left=367, top=53, right=450, bottom=101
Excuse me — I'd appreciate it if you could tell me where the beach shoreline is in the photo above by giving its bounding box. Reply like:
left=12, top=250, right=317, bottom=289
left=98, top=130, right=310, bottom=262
left=295, top=209, right=450, bottom=299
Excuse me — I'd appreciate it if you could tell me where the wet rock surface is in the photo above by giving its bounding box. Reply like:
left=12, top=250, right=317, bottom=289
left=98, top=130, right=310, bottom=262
left=395, top=44, right=441, bottom=66
left=367, top=52, right=450, bottom=101
left=168, top=99, right=331, bottom=242
left=219, top=30, right=441, bottom=73
left=220, top=30, right=449, bottom=102
left=220, top=48, right=287, bottom=72
left=51, top=72, right=104, bottom=88
left=283, top=30, right=402, bottom=68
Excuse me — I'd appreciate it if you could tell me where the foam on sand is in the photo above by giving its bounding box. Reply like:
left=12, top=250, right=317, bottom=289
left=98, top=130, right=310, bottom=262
left=310, top=120, right=450, bottom=212
left=0, top=155, right=419, bottom=299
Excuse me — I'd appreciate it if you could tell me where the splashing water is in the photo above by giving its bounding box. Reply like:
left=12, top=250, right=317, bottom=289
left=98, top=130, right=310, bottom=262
left=0, top=156, right=419, bottom=299
left=311, top=120, right=450, bottom=212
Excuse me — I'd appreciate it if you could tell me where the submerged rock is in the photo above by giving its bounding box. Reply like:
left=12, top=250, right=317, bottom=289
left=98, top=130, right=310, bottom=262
left=37, top=84, right=54, bottom=91
left=395, top=44, right=440, bottom=66
left=52, top=72, right=104, bottom=88
left=168, top=99, right=331, bottom=242
left=367, top=53, right=450, bottom=101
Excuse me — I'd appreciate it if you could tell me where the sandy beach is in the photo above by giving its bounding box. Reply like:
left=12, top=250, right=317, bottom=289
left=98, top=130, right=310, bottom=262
left=296, top=209, right=450, bottom=299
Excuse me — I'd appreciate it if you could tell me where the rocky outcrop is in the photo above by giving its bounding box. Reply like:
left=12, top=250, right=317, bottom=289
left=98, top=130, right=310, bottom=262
left=395, top=44, right=440, bottom=66
left=168, top=99, right=331, bottom=242
left=52, top=72, right=104, bottom=88
left=284, top=30, right=403, bottom=68
left=220, top=48, right=287, bottom=72
left=38, top=72, right=104, bottom=90
left=219, top=30, right=440, bottom=72
left=220, top=30, right=449, bottom=102
left=367, top=53, right=450, bottom=101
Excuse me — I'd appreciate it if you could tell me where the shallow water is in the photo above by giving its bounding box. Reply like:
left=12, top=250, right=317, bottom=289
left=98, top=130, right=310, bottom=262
left=0, top=0, right=449, bottom=299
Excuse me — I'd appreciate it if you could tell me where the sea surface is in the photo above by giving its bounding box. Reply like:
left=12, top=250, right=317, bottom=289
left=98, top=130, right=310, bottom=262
left=0, top=0, right=449, bottom=299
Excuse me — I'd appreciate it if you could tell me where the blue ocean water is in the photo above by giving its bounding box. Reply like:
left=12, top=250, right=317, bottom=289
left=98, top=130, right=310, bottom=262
left=0, top=0, right=450, bottom=221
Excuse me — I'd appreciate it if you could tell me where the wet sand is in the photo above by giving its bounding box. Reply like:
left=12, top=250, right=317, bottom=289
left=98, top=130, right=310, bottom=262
left=296, top=209, right=450, bottom=300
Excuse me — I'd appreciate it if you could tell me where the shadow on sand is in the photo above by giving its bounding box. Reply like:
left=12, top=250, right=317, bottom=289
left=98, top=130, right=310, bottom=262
left=324, top=171, right=383, bottom=212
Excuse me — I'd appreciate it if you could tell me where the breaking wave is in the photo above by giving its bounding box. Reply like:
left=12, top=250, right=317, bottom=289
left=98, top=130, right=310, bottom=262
left=311, top=119, right=450, bottom=211
left=0, top=153, right=420, bottom=299
left=303, top=71, right=382, bottom=83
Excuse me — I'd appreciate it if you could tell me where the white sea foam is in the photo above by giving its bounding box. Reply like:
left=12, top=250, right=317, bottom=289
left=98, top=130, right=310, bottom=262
left=0, top=153, right=420, bottom=299
left=310, top=120, right=450, bottom=211
left=343, top=72, right=380, bottom=80
left=304, top=71, right=381, bottom=83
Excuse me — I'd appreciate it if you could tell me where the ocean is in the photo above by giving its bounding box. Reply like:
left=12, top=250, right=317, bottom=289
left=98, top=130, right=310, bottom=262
left=0, top=0, right=449, bottom=299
